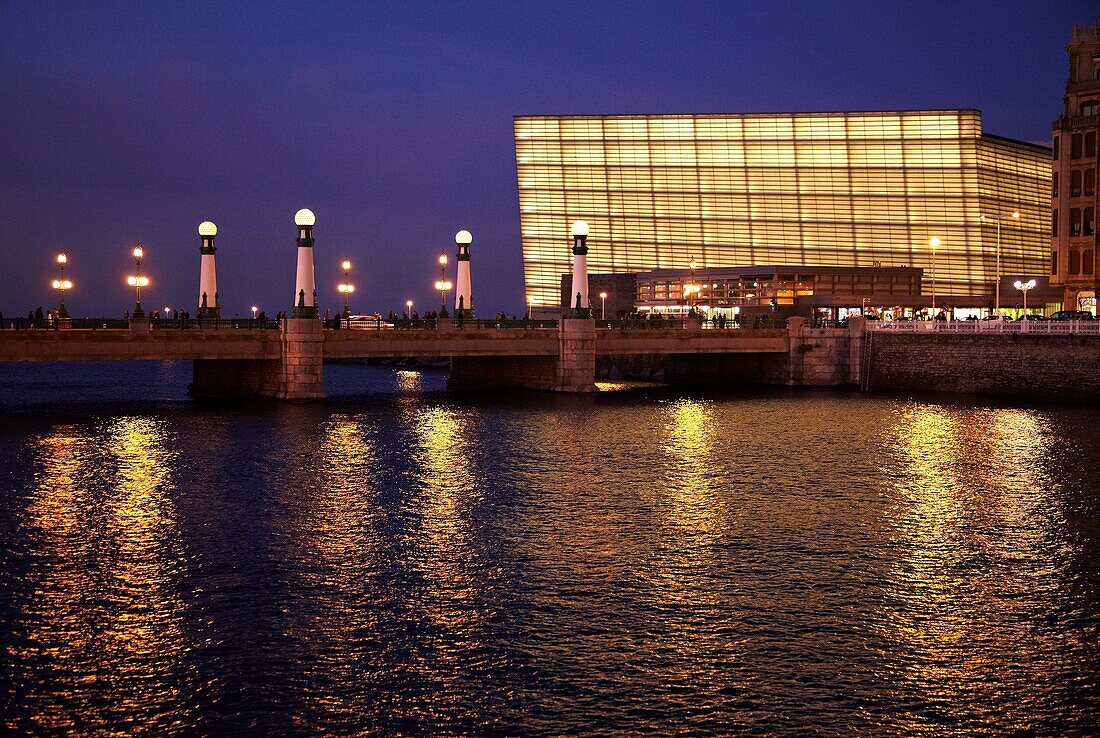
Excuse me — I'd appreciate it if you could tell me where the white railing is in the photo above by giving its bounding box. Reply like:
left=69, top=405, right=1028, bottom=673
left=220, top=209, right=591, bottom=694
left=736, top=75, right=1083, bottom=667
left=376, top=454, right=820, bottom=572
left=870, top=319, right=1100, bottom=335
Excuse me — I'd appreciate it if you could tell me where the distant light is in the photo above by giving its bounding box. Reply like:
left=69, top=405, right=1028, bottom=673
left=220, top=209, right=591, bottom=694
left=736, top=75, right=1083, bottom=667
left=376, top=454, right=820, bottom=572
left=127, top=276, right=137, bottom=286
left=133, top=245, right=144, bottom=259
left=571, top=220, right=589, bottom=237
left=439, top=252, right=448, bottom=266
left=198, top=220, right=218, bottom=237
left=63, top=280, right=72, bottom=289
left=599, top=291, right=608, bottom=299
left=294, top=208, right=316, bottom=227
left=252, top=306, right=258, bottom=312
left=341, top=259, right=352, bottom=271
left=52, top=280, right=61, bottom=288
left=455, top=229, right=472, bottom=245
left=1011, top=211, right=1020, bottom=219
left=929, top=237, right=940, bottom=247
left=57, top=252, right=67, bottom=265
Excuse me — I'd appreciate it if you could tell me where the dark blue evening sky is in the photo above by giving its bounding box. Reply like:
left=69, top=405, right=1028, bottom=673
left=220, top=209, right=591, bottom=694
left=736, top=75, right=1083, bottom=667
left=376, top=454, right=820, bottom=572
left=1, top=1, right=1096, bottom=318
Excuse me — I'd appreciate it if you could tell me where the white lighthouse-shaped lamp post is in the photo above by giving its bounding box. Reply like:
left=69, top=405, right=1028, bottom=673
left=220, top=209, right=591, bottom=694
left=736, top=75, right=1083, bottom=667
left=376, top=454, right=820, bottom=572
left=454, top=229, right=474, bottom=320
left=569, top=220, right=590, bottom=318
left=293, top=208, right=318, bottom=318
left=197, top=220, right=220, bottom=319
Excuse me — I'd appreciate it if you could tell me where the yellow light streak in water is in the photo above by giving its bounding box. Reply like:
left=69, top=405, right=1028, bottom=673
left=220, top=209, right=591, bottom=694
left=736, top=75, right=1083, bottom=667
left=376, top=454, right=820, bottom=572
left=17, top=418, right=186, bottom=733
left=287, top=414, right=379, bottom=728
left=884, top=403, right=1067, bottom=730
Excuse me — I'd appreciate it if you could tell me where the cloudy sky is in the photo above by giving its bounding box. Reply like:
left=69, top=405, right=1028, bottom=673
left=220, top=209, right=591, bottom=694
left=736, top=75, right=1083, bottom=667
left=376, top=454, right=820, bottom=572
left=1, top=1, right=1094, bottom=318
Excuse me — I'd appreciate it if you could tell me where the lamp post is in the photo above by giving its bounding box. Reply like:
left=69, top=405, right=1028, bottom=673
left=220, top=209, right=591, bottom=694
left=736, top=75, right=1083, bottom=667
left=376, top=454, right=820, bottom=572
left=454, top=230, right=474, bottom=319
left=438, top=251, right=449, bottom=316
left=434, top=278, right=452, bottom=314
left=340, top=259, right=353, bottom=317
left=980, top=210, right=1021, bottom=317
left=292, top=209, right=318, bottom=318
left=53, top=253, right=71, bottom=318
left=251, top=305, right=258, bottom=322
left=929, top=236, right=939, bottom=316
left=128, top=243, right=148, bottom=317
left=1014, top=278, right=1036, bottom=320
left=569, top=221, right=590, bottom=317
left=406, top=299, right=413, bottom=321
left=688, top=257, right=698, bottom=312
left=599, top=291, right=608, bottom=320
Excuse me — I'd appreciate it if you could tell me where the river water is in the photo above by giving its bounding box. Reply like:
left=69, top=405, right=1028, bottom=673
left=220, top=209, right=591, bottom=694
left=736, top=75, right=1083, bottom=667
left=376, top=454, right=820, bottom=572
left=1, top=361, right=1098, bottom=736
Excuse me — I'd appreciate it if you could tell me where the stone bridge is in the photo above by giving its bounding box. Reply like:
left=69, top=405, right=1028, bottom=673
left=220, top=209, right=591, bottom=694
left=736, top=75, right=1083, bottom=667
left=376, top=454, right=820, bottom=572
left=0, top=318, right=796, bottom=399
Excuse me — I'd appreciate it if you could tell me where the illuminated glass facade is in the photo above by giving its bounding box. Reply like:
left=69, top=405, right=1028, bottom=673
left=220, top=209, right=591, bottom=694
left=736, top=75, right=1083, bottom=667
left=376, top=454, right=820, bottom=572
left=515, top=111, right=1051, bottom=310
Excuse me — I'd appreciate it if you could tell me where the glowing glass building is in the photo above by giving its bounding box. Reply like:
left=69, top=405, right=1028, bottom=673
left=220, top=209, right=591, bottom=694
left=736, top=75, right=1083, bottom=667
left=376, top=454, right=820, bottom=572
left=514, top=110, right=1051, bottom=311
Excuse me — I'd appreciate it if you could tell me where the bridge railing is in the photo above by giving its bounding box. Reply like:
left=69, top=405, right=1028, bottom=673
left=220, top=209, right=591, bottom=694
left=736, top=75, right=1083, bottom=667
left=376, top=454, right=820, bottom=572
left=870, top=319, right=1100, bottom=335
left=598, top=317, right=788, bottom=330
left=1, top=317, right=280, bottom=330
left=345, top=318, right=558, bottom=331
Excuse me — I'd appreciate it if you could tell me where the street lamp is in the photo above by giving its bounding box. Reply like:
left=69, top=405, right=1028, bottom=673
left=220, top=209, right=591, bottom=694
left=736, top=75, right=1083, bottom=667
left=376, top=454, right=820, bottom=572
left=128, top=243, right=147, bottom=317
left=599, top=291, right=608, bottom=320
left=434, top=278, right=452, bottom=314
left=929, top=236, right=940, bottom=316
left=251, top=305, right=258, bottom=321
left=1014, top=278, right=1036, bottom=319
left=438, top=251, right=449, bottom=316
left=979, top=210, right=1021, bottom=317
left=53, top=252, right=71, bottom=318
left=339, top=259, right=353, bottom=317
left=406, top=299, right=413, bottom=320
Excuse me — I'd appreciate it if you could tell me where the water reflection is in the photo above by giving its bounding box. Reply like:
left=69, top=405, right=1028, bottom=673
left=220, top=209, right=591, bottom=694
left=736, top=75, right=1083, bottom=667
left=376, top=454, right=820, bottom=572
left=11, top=417, right=187, bottom=734
left=883, top=404, right=1073, bottom=734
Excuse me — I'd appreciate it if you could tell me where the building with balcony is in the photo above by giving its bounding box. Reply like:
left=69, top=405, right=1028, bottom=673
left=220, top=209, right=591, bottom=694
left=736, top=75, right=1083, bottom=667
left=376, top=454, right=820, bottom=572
left=515, top=110, right=1051, bottom=315
left=1051, top=23, right=1100, bottom=314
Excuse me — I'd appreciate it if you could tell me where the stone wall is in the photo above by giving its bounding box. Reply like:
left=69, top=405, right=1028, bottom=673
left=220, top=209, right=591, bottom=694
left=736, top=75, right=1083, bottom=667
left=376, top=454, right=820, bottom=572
left=556, top=318, right=597, bottom=392
left=865, top=331, right=1100, bottom=402
left=277, top=318, right=325, bottom=399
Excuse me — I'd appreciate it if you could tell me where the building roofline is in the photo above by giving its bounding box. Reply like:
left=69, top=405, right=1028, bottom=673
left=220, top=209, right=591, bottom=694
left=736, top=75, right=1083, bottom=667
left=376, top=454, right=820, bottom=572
left=980, top=132, right=1053, bottom=153
left=514, top=109, right=983, bottom=120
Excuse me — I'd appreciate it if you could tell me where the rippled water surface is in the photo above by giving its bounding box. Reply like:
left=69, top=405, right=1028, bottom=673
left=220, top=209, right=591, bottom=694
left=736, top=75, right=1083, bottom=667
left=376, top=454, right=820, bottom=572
left=1, top=362, right=1099, bottom=736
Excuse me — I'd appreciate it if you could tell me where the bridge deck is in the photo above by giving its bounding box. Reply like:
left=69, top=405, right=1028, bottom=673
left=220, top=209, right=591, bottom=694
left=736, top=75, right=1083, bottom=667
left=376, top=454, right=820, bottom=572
left=0, top=326, right=789, bottom=362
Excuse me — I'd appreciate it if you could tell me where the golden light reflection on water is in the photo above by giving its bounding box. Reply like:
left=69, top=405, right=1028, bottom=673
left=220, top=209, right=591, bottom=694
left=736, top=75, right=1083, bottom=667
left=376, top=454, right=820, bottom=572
left=412, top=406, right=477, bottom=609
left=15, top=417, right=186, bottom=733
left=886, top=403, right=1068, bottom=730
left=663, top=399, right=721, bottom=535
left=288, top=414, right=379, bottom=727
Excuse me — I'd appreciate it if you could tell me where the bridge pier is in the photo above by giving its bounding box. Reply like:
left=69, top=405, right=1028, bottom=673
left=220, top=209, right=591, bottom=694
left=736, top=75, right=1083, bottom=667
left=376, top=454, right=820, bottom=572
left=276, top=317, right=325, bottom=399
left=555, top=317, right=597, bottom=393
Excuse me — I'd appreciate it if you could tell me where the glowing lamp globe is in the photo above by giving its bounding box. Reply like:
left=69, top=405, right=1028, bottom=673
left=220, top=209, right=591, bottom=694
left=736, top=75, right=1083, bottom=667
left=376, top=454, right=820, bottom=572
left=52, top=280, right=61, bottom=289
left=295, top=208, right=316, bottom=227
left=571, top=220, right=589, bottom=237
left=127, top=276, right=137, bottom=286
left=198, top=221, right=218, bottom=237
left=342, top=259, right=352, bottom=271
left=455, top=229, right=472, bottom=245
left=133, top=246, right=143, bottom=259
left=57, top=253, right=67, bottom=264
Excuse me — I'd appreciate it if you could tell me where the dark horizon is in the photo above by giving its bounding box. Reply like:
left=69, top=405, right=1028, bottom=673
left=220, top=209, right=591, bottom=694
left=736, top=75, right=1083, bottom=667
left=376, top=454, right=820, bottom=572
left=1, top=1, right=1096, bottom=319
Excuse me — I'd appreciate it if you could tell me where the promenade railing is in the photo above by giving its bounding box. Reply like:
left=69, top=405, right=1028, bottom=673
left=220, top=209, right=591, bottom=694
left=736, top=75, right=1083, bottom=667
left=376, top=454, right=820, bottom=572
left=2, top=317, right=281, bottom=330
left=869, top=319, right=1100, bottom=335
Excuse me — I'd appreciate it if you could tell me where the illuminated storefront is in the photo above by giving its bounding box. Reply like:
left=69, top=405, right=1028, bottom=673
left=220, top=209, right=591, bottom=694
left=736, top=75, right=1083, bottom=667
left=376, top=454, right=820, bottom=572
left=515, top=110, right=1051, bottom=312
